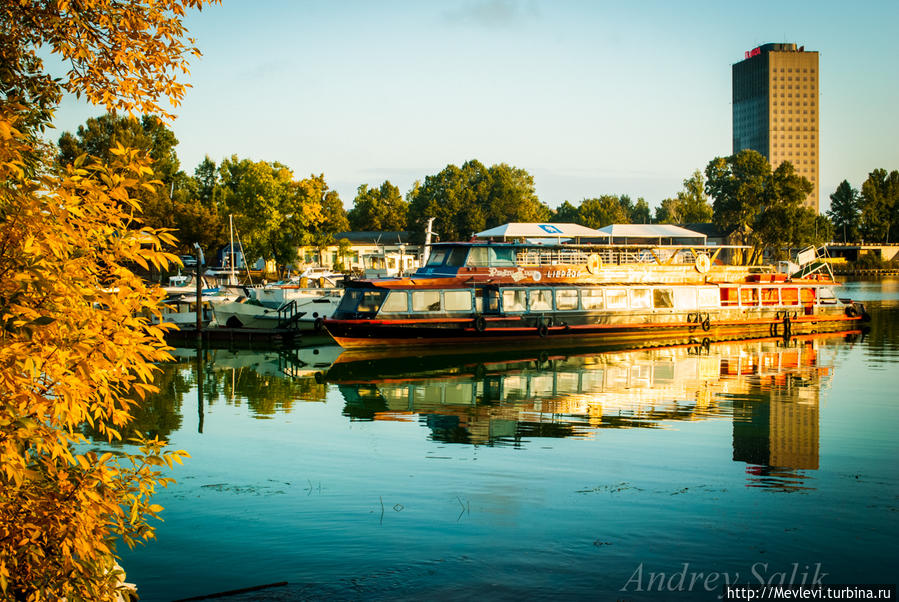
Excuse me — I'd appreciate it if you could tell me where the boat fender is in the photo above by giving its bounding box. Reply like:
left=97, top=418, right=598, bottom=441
left=537, top=323, right=549, bottom=337
left=782, top=315, right=792, bottom=337
left=587, top=253, right=603, bottom=274
left=701, top=315, right=711, bottom=332
left=474, top=315, right=487, bottom=332
left=845, top=305, right=858, bottom=318
left=313, top=317, right=324, bottom=333
left=695, top=253, right=711, bottom=274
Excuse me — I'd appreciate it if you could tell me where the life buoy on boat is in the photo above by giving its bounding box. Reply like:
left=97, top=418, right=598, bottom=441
left=474, top=315, right=487, bottom=332
left=587, top=253, right=603, bottom=274
left=695, top=253, right=711, bottom=274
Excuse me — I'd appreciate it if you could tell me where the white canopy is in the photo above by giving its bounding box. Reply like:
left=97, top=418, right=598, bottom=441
left=597, top=224, right=707, bottom=244
left=474, top=223, right=610, bottom=242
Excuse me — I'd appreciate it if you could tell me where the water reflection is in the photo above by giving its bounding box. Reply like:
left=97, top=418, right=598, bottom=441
left=326, top=331, right=864, bottom=489
left=115, top=330, right=864, bottom=489
left=164, top=346, right=340, bottom=418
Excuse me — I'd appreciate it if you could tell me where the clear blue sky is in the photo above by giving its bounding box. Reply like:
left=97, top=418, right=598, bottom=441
left=52, top=0, right=899, bottom=214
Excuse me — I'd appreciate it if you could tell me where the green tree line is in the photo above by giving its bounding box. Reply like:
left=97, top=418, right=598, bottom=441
left=57, top=112, right=897, bottom=268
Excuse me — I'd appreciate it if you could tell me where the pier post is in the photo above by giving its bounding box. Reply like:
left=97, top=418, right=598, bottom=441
left=193, top=243, right=205, bottom=339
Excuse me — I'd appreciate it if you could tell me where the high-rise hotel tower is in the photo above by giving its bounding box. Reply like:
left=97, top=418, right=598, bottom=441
left=732, top=43, right=819, bottom=212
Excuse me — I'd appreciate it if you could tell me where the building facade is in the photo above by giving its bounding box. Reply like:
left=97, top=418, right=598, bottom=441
left=732, top=43, right=819, bottom=212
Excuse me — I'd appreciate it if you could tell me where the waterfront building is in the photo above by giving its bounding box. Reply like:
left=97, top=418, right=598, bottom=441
left=298, top=231, right=420, bottom=277
left=732, top=43, right=819, bottom=212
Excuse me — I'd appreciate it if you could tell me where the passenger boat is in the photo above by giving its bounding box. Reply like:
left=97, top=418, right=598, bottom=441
left=323, top=236, right=868, bottom=350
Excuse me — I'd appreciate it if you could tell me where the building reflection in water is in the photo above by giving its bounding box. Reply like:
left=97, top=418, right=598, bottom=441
left=329, top=332, right=863, bottom=489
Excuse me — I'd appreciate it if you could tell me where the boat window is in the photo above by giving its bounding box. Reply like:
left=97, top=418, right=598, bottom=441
left=781, top=288, right=800, bottom=305
left=444, top=290, right=473, bottom=312
left=446, top=247, right=468, bottom=267
left=338, top=289, right=387, bottom=313
left=674, top=288, right=698, bottom=310
left=555, top=289, right=578, bottom=310
left=739, top=287, right=759, bottom=307
left=467, top=247, right=489, bottom=266
left=720, top=287, right=739, bottom=307
left=426, top=248, right=448, bottom=266
left=817, top=286, right=836, bottom=304
left=653, top=289, right=674, bottom=309
left=630, top=288, right=651, bottom=310
left=380, top=291, right=409, bottom=313
left=582, top=289, right=604, bottom=310
left=502, top=289, right=527, bottom=313
left=761, top=287, right=779, bottom=306
left=489, top=247, right=517, bottom=267
left=606, top=288, right=628, bottom=310
left=476, top=288, right=499, bottom=313
left=698, top=287, right=720, bottom=308
left=529, top=289, right=553, bottom=311
left=412, top=290, right=441, bottom=312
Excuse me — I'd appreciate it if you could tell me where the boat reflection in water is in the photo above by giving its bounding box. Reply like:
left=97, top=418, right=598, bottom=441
left=325, top=330, right=864, bottom=491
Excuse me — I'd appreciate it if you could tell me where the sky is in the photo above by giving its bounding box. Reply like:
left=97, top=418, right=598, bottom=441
left=50, top=0, right=899, bottom=214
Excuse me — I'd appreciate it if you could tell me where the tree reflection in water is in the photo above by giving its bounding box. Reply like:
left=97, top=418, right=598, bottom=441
left=328, top=330, right=865, bottom=492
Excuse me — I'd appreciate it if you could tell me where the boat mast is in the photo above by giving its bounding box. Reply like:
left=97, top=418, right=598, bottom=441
left=423, top=217, right=435, bottom=265
left=229, top=214, right=237, bottom=286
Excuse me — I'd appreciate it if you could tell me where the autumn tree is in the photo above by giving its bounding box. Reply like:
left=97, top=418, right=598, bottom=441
left=319, top=189, right=350, bottom=234
left=167, top=156, right=229, bottom=260
left=577, top=195, right=631, bottom=228
left=1, top=0, right=215, bottom=598
left=348, top=181, right=408, bottom=231
left=219, top=156, right=325, bottom=272
left=550, top=200, right=580, bottom=223
left=706, top=150, right=817, bottom=263
left=827, top=180, right=860, bottom=242
left=407, top=160, right=549, bottom=241
left=754, top=162, right=820, bottom=259
left=858, top=169, right=899, bottom=243
left=656, top=170, right=714, bottom=224
left=630, top=197, right=651, bottom=224
left=58, top=112, right=182, bottom=231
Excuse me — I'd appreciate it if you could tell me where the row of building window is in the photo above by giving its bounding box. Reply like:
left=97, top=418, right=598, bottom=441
left=775, top=67, right=816, bottom=73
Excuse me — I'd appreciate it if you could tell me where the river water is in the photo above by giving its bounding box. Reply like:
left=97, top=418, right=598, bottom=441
left=114, top=279, right=898, bottom=601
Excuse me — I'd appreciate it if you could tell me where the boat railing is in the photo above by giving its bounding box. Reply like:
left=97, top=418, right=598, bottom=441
left=513, top=245, right=730, bottom=268
left=276, top=300, right=305, bottom=329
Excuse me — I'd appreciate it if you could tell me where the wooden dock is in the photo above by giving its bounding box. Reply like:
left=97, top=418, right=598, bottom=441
left=832, top=268, right=899, bottom=276
left=165, top=326, right=304, bottom=349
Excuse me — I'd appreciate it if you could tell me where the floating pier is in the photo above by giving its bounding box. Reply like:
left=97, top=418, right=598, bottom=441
left=165, top=326, right=303, bottom=349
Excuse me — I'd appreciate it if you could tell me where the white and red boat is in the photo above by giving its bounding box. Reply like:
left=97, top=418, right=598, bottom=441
left=323, top=236, right=866, bottom=350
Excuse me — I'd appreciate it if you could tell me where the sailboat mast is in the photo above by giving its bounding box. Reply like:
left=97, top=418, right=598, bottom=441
left=229, top=214, right=236, bottom=286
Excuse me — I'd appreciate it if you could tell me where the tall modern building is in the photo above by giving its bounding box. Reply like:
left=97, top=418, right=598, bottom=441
left=732, top=43, right=819, bottom=212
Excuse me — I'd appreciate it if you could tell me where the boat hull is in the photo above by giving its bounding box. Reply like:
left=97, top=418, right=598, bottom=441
left=324, top=310, right=862, bottom=350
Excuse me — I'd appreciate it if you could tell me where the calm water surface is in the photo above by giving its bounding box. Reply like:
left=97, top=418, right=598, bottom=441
left=112, top=279, right=898, bottom=601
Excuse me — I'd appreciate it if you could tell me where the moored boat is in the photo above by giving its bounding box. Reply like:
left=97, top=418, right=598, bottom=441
left=211, top=282, right=342, bottom=331
left=323, top=236, right=867, bottom=350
